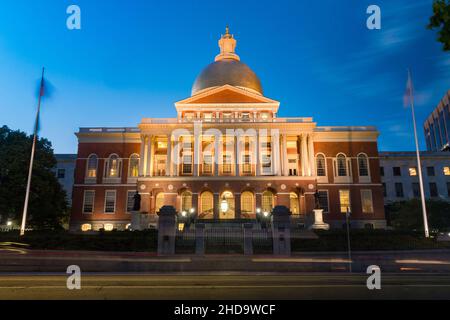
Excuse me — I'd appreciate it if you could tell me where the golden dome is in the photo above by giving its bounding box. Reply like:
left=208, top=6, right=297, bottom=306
left=191, top=27, right=263, bottom=96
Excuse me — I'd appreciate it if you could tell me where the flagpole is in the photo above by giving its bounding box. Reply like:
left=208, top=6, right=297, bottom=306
left=407, top=68, right=430, bottom=238
left=20, top=67, right=45, bottom=236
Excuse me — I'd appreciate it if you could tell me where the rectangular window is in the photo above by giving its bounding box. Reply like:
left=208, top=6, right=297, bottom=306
left=182, top=155, right=192, bottom=174
left=83, top=190, right=95, bottom=214
left=380, top=166, right=384, bottom=176
left=382, top=183, right=387, bottom=197
left=262, top=154, right=271, bottom=168
left=57, top=169, right=65, bottom=179
left=429, top=182, right=438, bottom=197
left=318, top=190, right=329, bottom=213
left=444, top=166, right=450, bottom=176
left=104, top=190, right=116, bottom=213
left=409, top=167, right=417, bottom=176
left=412, top=182, right=420, bottom=198
left=395, top=183, right=404, bottom=198
left=241, top=113, right=250, bottom=121
left=427, top=166, right=435, bottom=176
left=203, top=113, right=213, bottom=122
left=126, top=191, right=135, bottom=213
left=203, top=154, right=213, bottom=174
left=222, top=154, right=232, bottom=174
left=242, top=154, right=252, bottom=174
left=393, top=167, right=401, bottom=176
left=339, top=189, right=351, bottom=214
left=361, top=190, right=374, bottom=213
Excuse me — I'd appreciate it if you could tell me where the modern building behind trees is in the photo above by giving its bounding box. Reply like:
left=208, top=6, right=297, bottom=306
left=424, top=90, right=450, bottom=152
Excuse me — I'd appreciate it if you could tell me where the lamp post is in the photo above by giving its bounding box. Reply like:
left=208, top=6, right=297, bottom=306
left=345, top=207, right=352, bottom=273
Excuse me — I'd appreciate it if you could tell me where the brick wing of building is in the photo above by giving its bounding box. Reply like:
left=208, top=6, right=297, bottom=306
left=70, top=28, right=386, bottom=232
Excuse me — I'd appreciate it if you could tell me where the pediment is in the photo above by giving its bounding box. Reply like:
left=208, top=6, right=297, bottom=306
left=175, top=85, right=279, bottom=105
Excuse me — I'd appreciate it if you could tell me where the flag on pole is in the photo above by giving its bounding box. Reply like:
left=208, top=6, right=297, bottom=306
left=403, top=72, right=413, bottom=107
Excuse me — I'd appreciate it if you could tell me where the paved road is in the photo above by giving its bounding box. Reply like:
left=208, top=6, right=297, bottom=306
left=0, top=273, right=449, bottom=299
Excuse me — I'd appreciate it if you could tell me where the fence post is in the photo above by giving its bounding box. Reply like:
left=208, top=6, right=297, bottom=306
left=195, top=223, right=205, bottom=255
left=243, top=223, right=253, bottom=255
left=157, top=206, right=177, bottom=255
left=271, top=205, right=291, bottom=256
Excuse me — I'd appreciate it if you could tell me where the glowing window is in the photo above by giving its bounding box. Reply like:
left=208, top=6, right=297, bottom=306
left=104, top=223, right=114, bottom=231
left=81, top=223, right=92, bottom=232
left=241, top=191, right=254, bottom=215
left=262, top=190, right=274, bottom=213
left=339, top=190, right=351, bottom=213
left=86, top=154, right=98, bottom=178
left=443, top=166, right=450, bottom=176
left=409, top=167, right=417, bottom=176
left=107, top=154, right=120, bottom=178
left=290, top=192, right=299, bottom=215
left=155, top=193, right=164, bottom=213
left=129, top=154, right=139, bottom=177
left=200, top=191, right=214, bottom=218
left=181, top=191, right=192, bottom=212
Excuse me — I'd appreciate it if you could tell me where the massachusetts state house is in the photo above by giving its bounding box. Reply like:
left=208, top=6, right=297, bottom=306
left=70, top=28, right=386, bottom=232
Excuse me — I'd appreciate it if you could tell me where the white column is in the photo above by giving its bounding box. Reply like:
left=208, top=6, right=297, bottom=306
left=139, top=134, right=146, bottom=176
left=146, top=135, right=153, bottom=177
left=194, top=133, right=200, bottom=176
left=235, top=135, right=240, bottom=176
left=271, top=130, right=280, bottom=175
left=282, top=134, right=288, bottom=176
left=307, top=133, right=315, bottom=177
left=173, top=135, right=179, bottom=176
left=256, top=131, right=261, bottom=176
left=301, top=134, right=309, bottom=177
left=166, top=134, right=172, bottom=176
left=214, top=136, right=220, bottom=176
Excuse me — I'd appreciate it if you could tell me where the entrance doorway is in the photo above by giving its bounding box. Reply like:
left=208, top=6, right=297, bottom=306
left=219, top=191, right=235, bottom=219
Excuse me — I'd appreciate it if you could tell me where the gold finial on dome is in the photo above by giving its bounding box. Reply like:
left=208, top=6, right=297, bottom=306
left=215, top=26, right=240, bottom=61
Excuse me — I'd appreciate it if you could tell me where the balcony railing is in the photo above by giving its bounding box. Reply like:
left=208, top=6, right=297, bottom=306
left=141, top=117, right=314, bottom=124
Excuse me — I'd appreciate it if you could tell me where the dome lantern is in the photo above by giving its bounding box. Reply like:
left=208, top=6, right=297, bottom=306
left=191, top=27, right=263, bottom=96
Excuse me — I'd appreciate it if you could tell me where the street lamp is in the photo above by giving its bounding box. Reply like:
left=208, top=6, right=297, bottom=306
left=181, top=210, right=187, bottom=217
left=6, top=220, right=12, bottom=227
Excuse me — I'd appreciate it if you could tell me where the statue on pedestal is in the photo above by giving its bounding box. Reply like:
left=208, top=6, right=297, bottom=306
left=314, top=190, right=321, bottom=210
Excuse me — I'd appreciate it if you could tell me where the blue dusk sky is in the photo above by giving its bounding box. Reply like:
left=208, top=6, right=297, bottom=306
left=0, top=0, right=448, bottom=153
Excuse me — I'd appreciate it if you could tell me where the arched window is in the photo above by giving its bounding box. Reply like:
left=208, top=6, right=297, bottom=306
left=316, top=154, right=326, bottom=176
left=128, top=154, right=140, bottom=177
left=241, top=191, right=254, bottom=216
left=290, top=192, right=299, bottom=215
left=262, top=190, right=274, bottom=213
left=336, top=154, right=348, bottom=177
left=357, top=153, right=369, bottom=177
left=181, top=191, right=192, bottom=212
left=86, top=154, right=98, bottom=178
left=200, top=191, right=214, bottom=218
left=106, top=154, right=121, bottom=178
left=155, top=193, right=164, bottom=213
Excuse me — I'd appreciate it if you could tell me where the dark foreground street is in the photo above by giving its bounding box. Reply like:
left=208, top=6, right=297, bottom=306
left=0, top=273, right=450, bottom=299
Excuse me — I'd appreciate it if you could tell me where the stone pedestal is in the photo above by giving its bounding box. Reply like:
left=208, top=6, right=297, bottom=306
left=309, top=209, right=330, bottom=230
left=157, top=206, right=177, bottom=255
left=271, top=205, right=291, bottom=256
left=243, top=223, right=253, bottom=255
left=195, top=223, right=205, bottom=255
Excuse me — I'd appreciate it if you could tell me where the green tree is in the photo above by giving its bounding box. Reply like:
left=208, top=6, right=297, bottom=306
left=387, top=199, right=450, bottom=232
left=428, top=0, right=450, bottom=51
left=0, top=125, right=68, bottom=230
